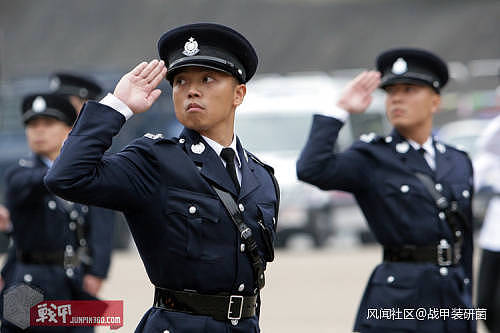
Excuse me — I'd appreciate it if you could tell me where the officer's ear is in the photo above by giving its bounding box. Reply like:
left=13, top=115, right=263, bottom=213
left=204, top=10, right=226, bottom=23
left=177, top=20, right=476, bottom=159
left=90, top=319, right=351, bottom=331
left=429, top=90, right=441, bottom=115
left=233, top=82, right=246, bottom=107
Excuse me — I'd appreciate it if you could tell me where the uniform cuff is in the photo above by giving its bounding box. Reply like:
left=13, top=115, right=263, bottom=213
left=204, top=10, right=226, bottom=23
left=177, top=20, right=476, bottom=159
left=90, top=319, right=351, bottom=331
left=99, top=93, right=134, bottom=120
left=316, top=104, right=350, bottom=122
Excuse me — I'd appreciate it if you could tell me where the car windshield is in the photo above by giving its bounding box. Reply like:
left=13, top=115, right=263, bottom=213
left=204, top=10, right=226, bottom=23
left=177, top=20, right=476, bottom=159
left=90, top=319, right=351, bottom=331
left=236, top=113, right=313, bottom=152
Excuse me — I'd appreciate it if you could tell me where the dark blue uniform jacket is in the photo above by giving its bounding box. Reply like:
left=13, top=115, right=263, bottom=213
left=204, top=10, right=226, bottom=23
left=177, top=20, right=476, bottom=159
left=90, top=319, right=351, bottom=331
left=2, top=154, right=114, bottom=332
left=44, top=102, right=279, bottom=333
left=297, top=115, right=475, bottom=333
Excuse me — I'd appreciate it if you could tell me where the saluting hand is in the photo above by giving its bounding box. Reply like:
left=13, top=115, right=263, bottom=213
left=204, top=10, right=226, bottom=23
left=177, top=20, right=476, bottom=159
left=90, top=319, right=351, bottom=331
left=337, top=70, right=381, bottom=114
left=113, top=60, right=168, bottom=114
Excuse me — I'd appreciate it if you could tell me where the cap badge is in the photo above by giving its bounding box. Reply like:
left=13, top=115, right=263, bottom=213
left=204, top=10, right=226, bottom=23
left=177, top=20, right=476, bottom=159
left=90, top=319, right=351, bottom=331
left=191, top=142, right=205, bottom=154
left=32, top=96, right=47, bottom=113
left=392, top=57, right=408, bottom=75
left=183, top=37, right=200, bottom=57
left=396, top=141, right=410, bottom=154
left=49, top=77, right=60, bottom=91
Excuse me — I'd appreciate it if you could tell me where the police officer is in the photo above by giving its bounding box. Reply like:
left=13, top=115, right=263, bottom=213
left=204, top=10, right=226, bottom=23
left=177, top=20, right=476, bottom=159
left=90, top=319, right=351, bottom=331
left=474, top=113, right=500, bottom=333
left=1, top=74, right=105, bottom=293
left=297, top=48, right=474, bottom=333
left=49, top=72, right=104, bottom=113
left=2, top=94, right=114, bottom=332
left=45, top=23, right=279, bottom=333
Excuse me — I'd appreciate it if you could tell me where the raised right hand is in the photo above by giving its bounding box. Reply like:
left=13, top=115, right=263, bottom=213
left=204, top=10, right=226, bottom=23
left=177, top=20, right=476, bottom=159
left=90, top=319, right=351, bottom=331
left=336, top=70, right=381, bottom=114
left=113, top=60, right=168, bottom=114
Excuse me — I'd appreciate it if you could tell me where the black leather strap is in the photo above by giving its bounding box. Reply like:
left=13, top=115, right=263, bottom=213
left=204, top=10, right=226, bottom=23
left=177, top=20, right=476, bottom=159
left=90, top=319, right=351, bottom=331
left=414, top=172, right=467, bottom=245
left=211, top=185, right=266, bottom=290
left=153, top=287, right=257, bottom=321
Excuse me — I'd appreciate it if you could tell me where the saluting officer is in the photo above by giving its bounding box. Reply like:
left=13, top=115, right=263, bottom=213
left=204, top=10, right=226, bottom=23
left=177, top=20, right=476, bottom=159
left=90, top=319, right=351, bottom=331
left=45, top=23, right=279, bottom=333
left=49, top=72, right=104, bottom=113
left=297, top=48, right=475, bottom=333
left=2, top=94, right=114, bottom=332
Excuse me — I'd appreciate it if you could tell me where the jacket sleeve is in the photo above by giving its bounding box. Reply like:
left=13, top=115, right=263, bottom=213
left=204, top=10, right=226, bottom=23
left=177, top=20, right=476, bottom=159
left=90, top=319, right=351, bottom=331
left=44, top=101, right=161, bottom=212
left=296, top=114, right=373, bottom=194
left=85, top=206, right=115, bottom=278
left=5, top=163, right=48, bottom=208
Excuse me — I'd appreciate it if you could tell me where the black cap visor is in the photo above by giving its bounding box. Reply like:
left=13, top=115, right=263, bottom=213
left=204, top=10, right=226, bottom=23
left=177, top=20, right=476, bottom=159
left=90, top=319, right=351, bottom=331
left=380, top=73, right=441, bottom=93
left=166, top=54, right=246, bottom=85
left=23, top=109, right=73, bottom=126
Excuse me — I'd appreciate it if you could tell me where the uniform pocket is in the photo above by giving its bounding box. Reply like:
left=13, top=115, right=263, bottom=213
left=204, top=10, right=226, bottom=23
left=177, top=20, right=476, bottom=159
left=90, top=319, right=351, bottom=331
left=164, top=187, right=221, bottom=261
left=360, top=263, right=418, bottom=331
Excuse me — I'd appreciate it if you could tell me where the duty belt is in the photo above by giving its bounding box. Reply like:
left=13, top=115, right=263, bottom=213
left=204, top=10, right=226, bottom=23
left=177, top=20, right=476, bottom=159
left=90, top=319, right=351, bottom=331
left=383, top=239, right=461, bottom=267
left=17, top=249, right=80, bottom=269
left=153, top=287, right=257, bottom=321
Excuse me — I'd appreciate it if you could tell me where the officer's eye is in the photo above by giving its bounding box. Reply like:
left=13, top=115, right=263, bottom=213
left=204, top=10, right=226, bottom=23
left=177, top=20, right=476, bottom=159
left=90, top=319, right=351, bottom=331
left=405, top=86, right=416, bottom=93
left=202, top=75, right=215, bottom=83
left=174, top=78, right=186, bottom=86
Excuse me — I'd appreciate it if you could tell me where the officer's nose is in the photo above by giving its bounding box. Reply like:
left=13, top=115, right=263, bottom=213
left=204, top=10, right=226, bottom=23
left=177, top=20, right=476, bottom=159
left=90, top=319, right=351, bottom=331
left=187, top=85, right=201, bottom=98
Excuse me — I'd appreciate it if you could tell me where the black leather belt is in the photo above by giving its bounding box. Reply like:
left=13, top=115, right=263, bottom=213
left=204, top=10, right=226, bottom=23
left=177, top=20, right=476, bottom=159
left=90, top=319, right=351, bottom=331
left=153, top=287, right=257, bottom=321
left=384, top=239, right=460, bottom=266
left=17, top=250, right=80, bottom=268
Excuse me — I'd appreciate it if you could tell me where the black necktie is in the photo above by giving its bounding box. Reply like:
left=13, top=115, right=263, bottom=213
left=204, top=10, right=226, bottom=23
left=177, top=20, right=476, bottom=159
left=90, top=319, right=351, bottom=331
left=220, top=148, right=240, bottom=192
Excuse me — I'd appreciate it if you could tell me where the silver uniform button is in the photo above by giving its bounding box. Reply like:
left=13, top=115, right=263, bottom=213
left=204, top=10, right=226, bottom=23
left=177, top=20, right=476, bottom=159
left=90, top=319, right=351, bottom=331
left=69, top=222, right=77, bottom=230
left=179, top=138, right=185, bottom=144
left=80, top=239, right=87, bottom=246
left=464, top=278, right=470, bottom=285
left=238, top=203, right=245, bottom=212
left=66, top=268, right=74, bottom=277
left=163, top=330, right=170, bottom=333
left=400, top=185, right=410, bottom=193
left=455, top=230, right=462, bottom=237
left=240, top=243, right=245, bottom=252
left=387, top=275, right=395, bottom=284
left=385, top=136, right=393, bottom=143
left=435, top=183, right=443, bottom=192
left=439, top=267, right=448, bottom=276
left=438, top=212, right=446, bottom=220
left=81, top=205, right=89, bottom=213
left=65, top=245, right=73, bottom=253
left=462, top=190, right=470, bottom=198
left=189, top=206, right=197, bottom=214
left=48, top=200, right=57, bottom=210
left=24, top=274, right=33, bottom=283
left=70, top=210, right=79, bottom=219
left=238, top=283, right=245, bottom=292
left=231, top=319, right=239, bottom=326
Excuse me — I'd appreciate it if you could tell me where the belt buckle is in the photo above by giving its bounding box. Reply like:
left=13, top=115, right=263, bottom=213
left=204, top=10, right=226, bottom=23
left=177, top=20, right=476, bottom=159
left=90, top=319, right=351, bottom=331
left=437, top=239, right=452, bottom=266
left=227, top=295, right=244, bottom=320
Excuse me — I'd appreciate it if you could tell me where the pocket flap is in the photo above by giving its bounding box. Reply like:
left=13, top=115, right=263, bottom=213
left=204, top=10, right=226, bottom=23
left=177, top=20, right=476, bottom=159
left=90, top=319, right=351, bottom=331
left=165, top=187, right=220, bottom=223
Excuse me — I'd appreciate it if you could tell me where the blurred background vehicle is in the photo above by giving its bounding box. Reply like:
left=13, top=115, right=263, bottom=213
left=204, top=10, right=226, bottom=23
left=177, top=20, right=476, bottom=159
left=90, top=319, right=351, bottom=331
left=237, top=73, right=389, bottom=248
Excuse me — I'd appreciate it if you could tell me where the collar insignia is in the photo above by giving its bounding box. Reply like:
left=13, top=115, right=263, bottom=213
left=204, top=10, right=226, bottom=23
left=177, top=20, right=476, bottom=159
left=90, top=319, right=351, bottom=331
left=191, top=142, right=205, bottom=154
left=396, top=141, right=410, bottom=153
